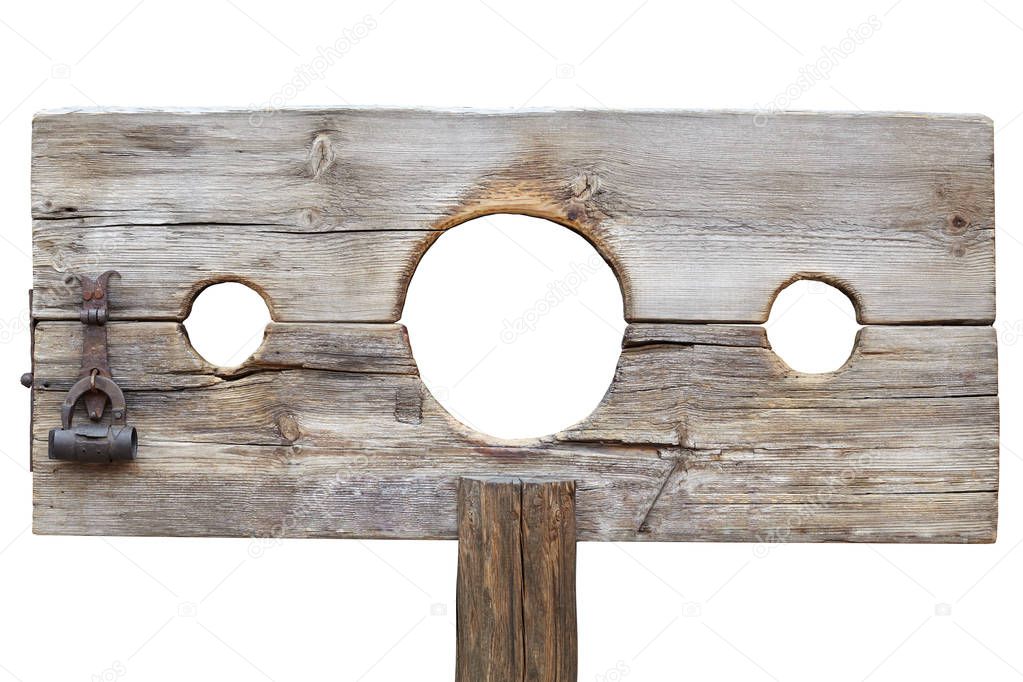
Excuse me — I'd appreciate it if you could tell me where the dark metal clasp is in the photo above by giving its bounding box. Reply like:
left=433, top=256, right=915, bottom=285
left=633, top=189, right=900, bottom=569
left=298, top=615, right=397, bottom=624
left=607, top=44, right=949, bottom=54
left=48, top=271, right=138, bottom=462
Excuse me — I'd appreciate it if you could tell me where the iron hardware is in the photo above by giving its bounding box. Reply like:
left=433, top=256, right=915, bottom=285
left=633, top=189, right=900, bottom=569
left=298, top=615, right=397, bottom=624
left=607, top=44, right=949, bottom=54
left=48, top=271, right=137, bottom=462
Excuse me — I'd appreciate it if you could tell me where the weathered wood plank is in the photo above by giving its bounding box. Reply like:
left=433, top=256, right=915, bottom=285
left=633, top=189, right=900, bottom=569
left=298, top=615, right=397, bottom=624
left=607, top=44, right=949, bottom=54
left=641, top=493, right=997, bottom=543
left=32, top=443, right=667, bottom=540
left=31, top=322, right=998, bottom=394
left=31, top=109, right=994, bottom=324
left=457, top=478, right=525, bottom=682
left=521, top=480, right=577, bottom=682
left=32, top=223, right=428, bottom=323
left=30, top=108, right=997, bottom=543
left=30, top=323, right=997, bottom=448
left=31, top=321, right=417, bottom=392
left=30, top=441, right=995, bottom=542
left=30, top=321, right=997, bottom=541
left=456, top=479, right=576, bottom=682
left=557, top=324, right=998, bottom=446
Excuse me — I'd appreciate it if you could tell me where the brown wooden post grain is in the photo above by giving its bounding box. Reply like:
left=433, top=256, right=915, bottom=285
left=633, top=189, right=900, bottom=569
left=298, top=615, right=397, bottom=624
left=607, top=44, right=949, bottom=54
left=456, top=478, right=577, bottom=682
left=457, top=478, right=525, bottom=682
left=522, top=480, right=577, bottom=682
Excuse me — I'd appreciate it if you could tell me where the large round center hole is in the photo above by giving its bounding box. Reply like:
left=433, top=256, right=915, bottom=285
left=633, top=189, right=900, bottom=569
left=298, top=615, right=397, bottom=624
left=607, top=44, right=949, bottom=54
left=184, top=282, right=272, bottom=367
left=765, top=279, right=861, bottom=373
left=401, top=214, right=625, bottom=439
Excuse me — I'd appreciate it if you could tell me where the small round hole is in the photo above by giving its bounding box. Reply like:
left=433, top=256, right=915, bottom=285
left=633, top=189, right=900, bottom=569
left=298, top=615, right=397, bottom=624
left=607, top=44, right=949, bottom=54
left=184, top=282, right=271, bottom=367
left=401, top=214, right=625, bottom=439
left=764, top=280, right=861, bottom=373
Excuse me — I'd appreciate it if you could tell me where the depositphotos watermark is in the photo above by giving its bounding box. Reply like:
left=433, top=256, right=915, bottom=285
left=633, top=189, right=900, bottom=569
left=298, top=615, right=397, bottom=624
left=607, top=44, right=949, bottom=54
left=753, top=451, right=877, bottom=554
left=499, top=253, right=606, bottom=344
left=996, top=319, right=1023, bottom=346
left=595, top=661, right=630, bottom=682
left=0, top=309, right=29, bottom=345
left=753, top=15, right=881, bottom=127
left=89, top=661, right=126, bottom=682
left=249, top=15, right=378, bottom=127
left=246, top=452, right=369, bottom=558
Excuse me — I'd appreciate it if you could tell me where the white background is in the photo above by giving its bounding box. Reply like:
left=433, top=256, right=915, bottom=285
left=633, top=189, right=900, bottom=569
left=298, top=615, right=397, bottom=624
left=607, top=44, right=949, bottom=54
left=1, top=1, right=1020, bottom=680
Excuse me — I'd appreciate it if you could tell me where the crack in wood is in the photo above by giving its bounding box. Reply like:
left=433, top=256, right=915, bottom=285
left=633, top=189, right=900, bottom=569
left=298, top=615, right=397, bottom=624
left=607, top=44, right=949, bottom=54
left=637, top=457, right=682, bottom=534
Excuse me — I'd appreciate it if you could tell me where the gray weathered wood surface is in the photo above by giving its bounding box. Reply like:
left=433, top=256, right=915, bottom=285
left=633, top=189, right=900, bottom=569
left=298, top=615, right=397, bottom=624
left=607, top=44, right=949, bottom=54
left=30, top=108, right=998, bottom=542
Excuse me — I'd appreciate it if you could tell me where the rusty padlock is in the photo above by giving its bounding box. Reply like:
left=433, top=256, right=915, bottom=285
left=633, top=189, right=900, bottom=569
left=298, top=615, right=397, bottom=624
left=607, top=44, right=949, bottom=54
left=46, top=270, right=138, bottom=462
left=49, top=373, right=137, bottom=462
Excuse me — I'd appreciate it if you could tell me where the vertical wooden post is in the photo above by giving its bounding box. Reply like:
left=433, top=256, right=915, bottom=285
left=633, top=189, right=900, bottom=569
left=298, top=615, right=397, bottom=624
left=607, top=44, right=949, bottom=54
left=456, top=478, right=577, bottom=682
left=456, top=478, right=525, bottom=682
left=520, top=480, right=578, bottom=682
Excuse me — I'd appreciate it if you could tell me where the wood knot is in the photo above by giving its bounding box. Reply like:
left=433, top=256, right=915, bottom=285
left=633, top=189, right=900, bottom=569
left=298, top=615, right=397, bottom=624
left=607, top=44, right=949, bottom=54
left=275, top=412, right=303, bottom=443
left=946, top=214, right=970, bottom=235
left=565, top=172, right=606, bottom=225
left=300, top=207, right=323, bottom=228
left=308, top=133, right=336, bottom=179
left=569, top=172, right=601, bottom=201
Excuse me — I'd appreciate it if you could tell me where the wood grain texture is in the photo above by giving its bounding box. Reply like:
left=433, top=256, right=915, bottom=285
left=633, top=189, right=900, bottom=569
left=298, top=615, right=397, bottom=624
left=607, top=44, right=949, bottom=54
left=32, top=109, right=993, bottom=323
left=457, top=478, right=525, bottom=682
left=29, top=109, right=998, bottom=543
left=30, top=321, right=997, bottom=541
left=456, top=479, right=576, bottom=682
left=521, top=481, right=577, bottom=682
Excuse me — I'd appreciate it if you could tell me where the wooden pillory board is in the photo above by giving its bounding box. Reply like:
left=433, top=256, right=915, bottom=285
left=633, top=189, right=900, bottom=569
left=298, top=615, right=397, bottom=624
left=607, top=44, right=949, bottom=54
left=30, top=109, right=997, bottom=679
